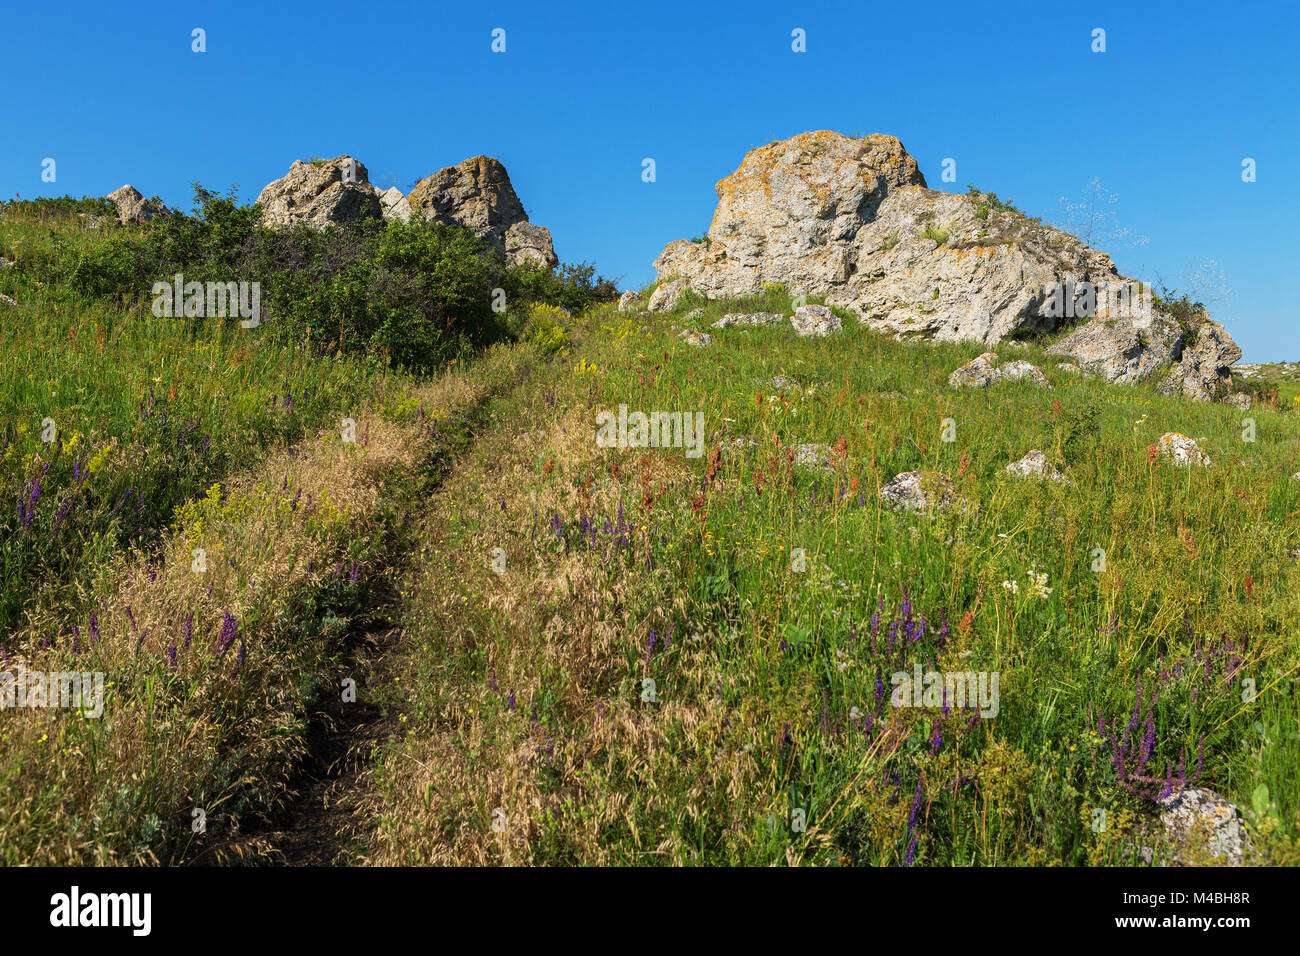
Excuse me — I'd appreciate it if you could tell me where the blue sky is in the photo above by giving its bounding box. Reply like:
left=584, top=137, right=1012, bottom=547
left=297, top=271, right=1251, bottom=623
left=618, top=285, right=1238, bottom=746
left=4, top=0, right=1296, bottom=360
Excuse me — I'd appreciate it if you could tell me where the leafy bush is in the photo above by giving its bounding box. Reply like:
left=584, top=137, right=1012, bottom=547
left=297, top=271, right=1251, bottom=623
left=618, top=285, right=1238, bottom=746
left=16, top=185, right=619, bottom=371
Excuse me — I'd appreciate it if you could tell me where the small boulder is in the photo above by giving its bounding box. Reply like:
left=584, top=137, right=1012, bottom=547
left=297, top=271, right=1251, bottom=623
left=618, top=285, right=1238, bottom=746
left=713, top=311, right=785, bottom=330
left=1158, top=787, right=1247, bottom=866
left=879, top=470, right=961, bottom=512
left=648, top=278, right=688, bottom=313
left=1158, top=432, right=1212, bottom=467
left=1223, top=392, right=1252, bottom=411
left=678, top=329, right=712, bottom=348
left=948, top=353, right=1000, bottom=388
left=790, top=443, right=835, bottom=468
left=1005, top=450, right=1067, bottom=483
left=790, top=304, right=842, bottom=337
left=617, top=290, right=639, bottom=312
left=999, top=359, right=1051, bottom=389
left=0, top=293, right=16, bottom=307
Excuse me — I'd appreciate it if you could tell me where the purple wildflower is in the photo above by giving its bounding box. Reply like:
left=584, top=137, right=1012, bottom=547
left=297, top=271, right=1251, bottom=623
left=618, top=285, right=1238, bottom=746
left=216, top=612, right=237, bottom=658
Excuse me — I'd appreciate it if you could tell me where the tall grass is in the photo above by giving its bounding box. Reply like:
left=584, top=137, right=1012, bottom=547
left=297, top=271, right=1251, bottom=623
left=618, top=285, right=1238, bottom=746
left=365, top=291, right=1300, bottom=866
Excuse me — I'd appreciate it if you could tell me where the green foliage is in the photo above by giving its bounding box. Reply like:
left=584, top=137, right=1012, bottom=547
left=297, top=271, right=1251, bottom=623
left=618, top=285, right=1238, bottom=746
left=920, top=223, right=949, bottom=245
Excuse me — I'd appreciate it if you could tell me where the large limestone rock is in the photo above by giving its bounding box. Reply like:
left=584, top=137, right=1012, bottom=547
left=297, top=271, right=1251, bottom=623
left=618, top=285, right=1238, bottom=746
left=106, top=185, right=168, bottom=224
left=407, top=155, right=557, bottom=268
left=653, top=130, right=1240, bottom=399
left=256, top=156, right=382, bottom=228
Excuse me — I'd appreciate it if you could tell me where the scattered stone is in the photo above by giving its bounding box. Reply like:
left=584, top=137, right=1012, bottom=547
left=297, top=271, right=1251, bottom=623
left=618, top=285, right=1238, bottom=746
left=879, top=470, right=961, bottom=512
left=1158, top=432, right=1212, bottom=467
left=1056, top=362, right=1081, bottom=374
left=617, top=290, right=639, bottom=311
left=648, top=278, right=688, bottom=313
left=684, top=309, right=704, bottom=322
left=677, top=329, right=712, bottom=348
left=0, top=293, right=16, bottom=307
left=948, top=353, right=1000, bottom=388
left=1005, top=450, right=1067, bottom=483
left=0, top=257, right=14, bottom=268
left=105, top=184, right=168, bottom=225
left=998, top=359, right=1051, bottom=389
left=790, top=443, right=835, bottom=468
left=1223, top=392, right=1252, bottom=411
left=771, top=375, right=801, bottom=392
left=790, top=304, right=841, bottom=337
left=256, top=156, right=382, bottom=229
left=407, top=155, right=557, bottom=267
left=713, top=311, right=785, bottom=330
left=1157, top=787, right=1247, bottom=866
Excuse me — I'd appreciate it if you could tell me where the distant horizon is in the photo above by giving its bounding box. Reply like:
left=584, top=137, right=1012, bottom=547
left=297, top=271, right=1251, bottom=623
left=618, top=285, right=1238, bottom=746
left=4, top=0, right=1295, bottom=362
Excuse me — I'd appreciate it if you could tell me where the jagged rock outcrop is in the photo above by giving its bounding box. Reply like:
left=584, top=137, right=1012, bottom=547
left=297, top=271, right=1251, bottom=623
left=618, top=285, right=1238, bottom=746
left=377, top=186, right=411, bottom=223
left=256, top=156, right=382, bottom=228
left=653, top=130, right=1240, bottom=400
left=407, top=155, right=557, bottom=268
left=106, top=185, right=168, bottom=224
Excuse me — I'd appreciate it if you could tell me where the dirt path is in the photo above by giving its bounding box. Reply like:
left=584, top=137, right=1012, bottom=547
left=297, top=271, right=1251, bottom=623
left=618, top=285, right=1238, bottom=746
left=194, top=360, right=534, bottom=866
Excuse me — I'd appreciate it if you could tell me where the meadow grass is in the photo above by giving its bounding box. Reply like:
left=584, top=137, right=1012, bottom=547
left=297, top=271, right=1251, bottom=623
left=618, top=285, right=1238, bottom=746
left=363, top=292, right=1300, bottom=866
left=0, top=211, right=398, bottom=635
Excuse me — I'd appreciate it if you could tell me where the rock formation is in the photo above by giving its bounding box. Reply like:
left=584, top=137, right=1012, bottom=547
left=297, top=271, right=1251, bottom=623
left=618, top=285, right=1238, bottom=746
left=407, top=156, right=557, bottom=268
left=254, top=153, right=557, bottom=268
left=105, top=185, right=168, bottom=224
left=255, top=156, right=382, bottom=229
left=652, top=130, right=1240, bottom=401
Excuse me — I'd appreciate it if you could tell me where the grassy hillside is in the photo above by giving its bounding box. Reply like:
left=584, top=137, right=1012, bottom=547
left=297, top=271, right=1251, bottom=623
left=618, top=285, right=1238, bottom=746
left=0, top=198, right=585, bottom=863
left=363, top=287, right=1300, bottom=865
left=2, top=199, right=1296, bottom=866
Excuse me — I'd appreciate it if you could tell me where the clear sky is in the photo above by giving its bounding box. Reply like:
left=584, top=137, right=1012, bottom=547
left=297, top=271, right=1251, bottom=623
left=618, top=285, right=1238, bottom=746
left=3, top=0, right=1295, bottom=361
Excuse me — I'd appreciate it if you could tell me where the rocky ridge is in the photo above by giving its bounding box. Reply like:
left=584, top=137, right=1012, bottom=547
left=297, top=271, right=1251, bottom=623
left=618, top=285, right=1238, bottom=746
left=651, top=130, right=1241, bottom=403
